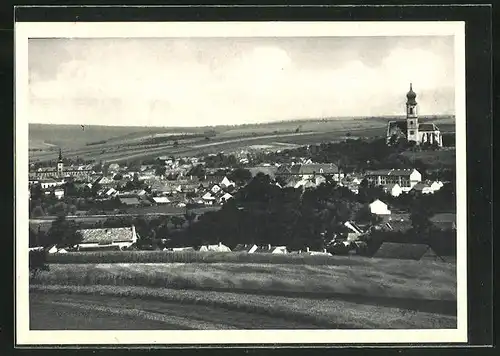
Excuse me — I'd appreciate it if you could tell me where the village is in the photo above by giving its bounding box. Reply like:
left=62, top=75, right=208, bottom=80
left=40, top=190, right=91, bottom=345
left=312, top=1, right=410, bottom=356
left=28, top=135, right=457, bottom=262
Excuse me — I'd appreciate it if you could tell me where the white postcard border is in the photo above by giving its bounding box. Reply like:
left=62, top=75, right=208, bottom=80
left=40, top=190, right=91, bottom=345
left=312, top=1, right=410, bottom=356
left=15, top=21, right=467, bottom=345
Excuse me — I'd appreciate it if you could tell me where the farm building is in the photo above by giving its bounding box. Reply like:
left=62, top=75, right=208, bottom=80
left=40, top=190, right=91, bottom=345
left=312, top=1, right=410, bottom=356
left=369, top=199, right=391, bottom=215
left=255, top=244, right=288, bottom=254
left=75, top=226, right=138, bottom=251
left=383, top=183, right=403, bottom=197
left=198, top=242, right=231, bottom=252
left=232, top=244, right=258, bottom=253
left=364, top=168, right=422, bottom=192
left=372, top=242, right=443, bottom=261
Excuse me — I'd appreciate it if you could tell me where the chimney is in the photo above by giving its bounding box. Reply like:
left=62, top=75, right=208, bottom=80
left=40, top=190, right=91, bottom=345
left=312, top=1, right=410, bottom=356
left=218, top=241, right=222, bottom=247
left=323, top=248, right=327, bottom=253
left=306, top=246, right=310, bottom=253
left=268, top=244, right=271, bottom=250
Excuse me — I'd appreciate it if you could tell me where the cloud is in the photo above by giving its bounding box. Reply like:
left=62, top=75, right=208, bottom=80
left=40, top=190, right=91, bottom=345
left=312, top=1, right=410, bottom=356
left=28, top=37, right=455, bottom=126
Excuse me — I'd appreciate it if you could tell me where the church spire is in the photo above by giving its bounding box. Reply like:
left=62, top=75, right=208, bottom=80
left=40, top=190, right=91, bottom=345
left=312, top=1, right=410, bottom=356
left=58, top=148, right=63, bottom=162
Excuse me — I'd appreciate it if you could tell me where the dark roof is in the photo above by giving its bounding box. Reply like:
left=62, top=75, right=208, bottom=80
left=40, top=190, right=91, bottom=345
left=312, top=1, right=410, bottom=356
left=77, top=226, right=136, bottom=244
left=373, top=242, right=432, bottom=260
left=232, top=244, right=257, bottom=252
left=383, top=220, right=412, bottom=232
left=418, top=123, right=438, bottom=131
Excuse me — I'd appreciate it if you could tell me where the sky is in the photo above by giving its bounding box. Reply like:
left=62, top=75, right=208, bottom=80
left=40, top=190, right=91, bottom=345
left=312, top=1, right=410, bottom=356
left=28, top=36, right=455, bottom=127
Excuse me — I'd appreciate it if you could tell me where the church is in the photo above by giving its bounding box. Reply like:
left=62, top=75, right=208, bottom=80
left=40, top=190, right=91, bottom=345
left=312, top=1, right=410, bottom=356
left=386, top=84, right=443, bottom=147
left=29, top=148, right=96, bottom=182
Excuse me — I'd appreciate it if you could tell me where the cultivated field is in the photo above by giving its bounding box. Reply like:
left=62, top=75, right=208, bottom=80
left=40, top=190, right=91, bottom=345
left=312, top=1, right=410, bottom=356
left=28, top=116, right=455, bottom=163
left=30, top=256, right=457, bottom=329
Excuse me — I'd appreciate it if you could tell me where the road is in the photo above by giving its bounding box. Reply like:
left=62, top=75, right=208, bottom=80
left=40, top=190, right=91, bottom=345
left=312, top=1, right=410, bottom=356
left=30, top=292, right=323, bottom=330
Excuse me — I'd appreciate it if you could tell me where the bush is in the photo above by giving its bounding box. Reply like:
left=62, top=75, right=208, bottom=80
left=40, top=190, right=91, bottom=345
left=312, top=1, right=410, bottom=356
left=29, top=249, right=49, bottom=277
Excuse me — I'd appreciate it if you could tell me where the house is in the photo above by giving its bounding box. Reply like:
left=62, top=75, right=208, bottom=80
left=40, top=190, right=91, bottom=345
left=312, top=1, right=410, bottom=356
left=255, top=244, right=288, bottom=254
left=152, top=196, right=170, bottom=204
left=369, top=199, right=391, bottom=215
left=220, top=176, right=236, bottom=189
left=105, top=187, right=118, bottom=197
left=232, top=244, right=258, bottom=253
left=383, top=183, right=403, bottom=197
left=372, top=242, right=438, bottom=260
left=344, top=221, right=364, bottom=234
left=202, top=191, right=216, bottom=204
left=412, top=180, right=443, bottom=195
left=210, top=184, right=222, bottom=194
left=364, top=169, right=422, bottom=192
left=171, top=247, right=195, bottom=252
left=277, top=163, right=341, bottom=181
left=54, top=188, right=65, bottom=200
left=219, top=192, right=233, bottom=204
left=40, top=179, right=59, bottom=190
left=76, top=226, right=138, bottom=251
left=198, top=242, right=231, bottom=252
left=302, top=247, right=332, bottom=256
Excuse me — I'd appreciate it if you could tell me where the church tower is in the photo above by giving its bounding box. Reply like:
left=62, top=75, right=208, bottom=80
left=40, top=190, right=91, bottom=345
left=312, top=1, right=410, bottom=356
left=406, top=83, right=419, bottom=144
left=57, top=148, right=64, bottom=176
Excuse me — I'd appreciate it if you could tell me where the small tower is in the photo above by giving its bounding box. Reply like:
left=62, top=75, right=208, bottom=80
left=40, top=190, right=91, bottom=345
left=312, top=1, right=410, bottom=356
left=57, top=148, right=64, bottom=176
left=406, top=83, right=419, bottom=144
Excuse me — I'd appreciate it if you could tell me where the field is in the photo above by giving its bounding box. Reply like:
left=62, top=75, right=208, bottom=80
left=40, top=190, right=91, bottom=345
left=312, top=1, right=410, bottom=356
left=30, top=256, right=457, bottom=329
left=28, top=116, right=455, bottom=163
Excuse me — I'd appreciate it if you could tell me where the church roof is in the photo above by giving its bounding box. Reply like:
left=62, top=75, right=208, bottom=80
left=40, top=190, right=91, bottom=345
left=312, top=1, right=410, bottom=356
left=418, top=123, right=439, bottom=131
left=406, top=83, right=417, bottom=105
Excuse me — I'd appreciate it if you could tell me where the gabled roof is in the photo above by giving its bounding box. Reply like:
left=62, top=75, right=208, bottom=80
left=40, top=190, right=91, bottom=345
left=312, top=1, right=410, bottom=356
left=77, top=226, right=136, bottom=244
left=232, top=244, right=257, bottom=252
left=373, top=242, right=433, bottom=260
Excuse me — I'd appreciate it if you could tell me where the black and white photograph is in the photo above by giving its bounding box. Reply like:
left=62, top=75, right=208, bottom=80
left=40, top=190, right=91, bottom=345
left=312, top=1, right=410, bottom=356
left=15, top=21, right=467, bottom=345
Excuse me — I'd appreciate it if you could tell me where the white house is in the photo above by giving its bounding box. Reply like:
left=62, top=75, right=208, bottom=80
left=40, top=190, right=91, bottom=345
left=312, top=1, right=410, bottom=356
left=152, top=196, right=170, bottom=204
left=76, top=226, right=138, bottom=251
left=40, top=179, right=59, bottom=189
left=219, top=192, right=233, bottom=204
left=369, top=199, right=391, bottom=215
left=54, top=188, right=65, bottom=200
left=220, top=176, right=236, bottom=189
left=199, top=242, right=231, bottom=252
left=383, top=183, right=403, bottom=197
left=210, top=184, right=222, bottom=194
left=365, top=169, right=422, bottom=192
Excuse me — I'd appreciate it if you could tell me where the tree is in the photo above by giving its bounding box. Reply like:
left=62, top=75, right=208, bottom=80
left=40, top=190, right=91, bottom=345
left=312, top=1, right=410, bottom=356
left=173, top=140, right=179, bottom=147
left=410, top=202, right=433, bottom=241
left=47, top=214, right=81, bottom=248
left=155, top=165, right=167, bottom=177
left=171, top=215, right=186, bottom=229
left=228, top=168, right=252, bottom=185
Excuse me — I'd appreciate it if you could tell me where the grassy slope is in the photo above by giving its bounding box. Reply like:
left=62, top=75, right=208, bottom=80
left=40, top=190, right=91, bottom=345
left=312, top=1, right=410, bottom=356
left=28, top=116, right=455, bottom=162
left=32, top=262, right=456, bottom=302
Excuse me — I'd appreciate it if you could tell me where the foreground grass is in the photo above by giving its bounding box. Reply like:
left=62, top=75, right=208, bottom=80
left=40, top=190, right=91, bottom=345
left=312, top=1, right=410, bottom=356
left=45, top=250, right=457, bottom=266
left=30, top=285, right=457, bottom=329
left=32, top=262, right=457, bottom=302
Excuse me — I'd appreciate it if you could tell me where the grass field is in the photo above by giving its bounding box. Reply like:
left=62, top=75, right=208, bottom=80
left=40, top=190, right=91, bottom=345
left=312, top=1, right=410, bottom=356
left=30, top=260, right=457, bottom=329
left=31, top=262, right=456, bottom=301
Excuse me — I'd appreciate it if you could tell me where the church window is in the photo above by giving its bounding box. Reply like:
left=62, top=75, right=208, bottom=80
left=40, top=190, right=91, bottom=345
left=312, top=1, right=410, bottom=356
left=409, top=130, right=415, bottom=135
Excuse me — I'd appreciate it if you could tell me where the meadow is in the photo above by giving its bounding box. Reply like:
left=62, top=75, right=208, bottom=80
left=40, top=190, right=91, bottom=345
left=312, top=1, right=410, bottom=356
left=30, top=259, right=457, bottom=329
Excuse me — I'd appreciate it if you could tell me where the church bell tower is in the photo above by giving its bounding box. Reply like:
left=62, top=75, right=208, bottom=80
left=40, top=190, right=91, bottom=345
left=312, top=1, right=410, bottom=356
left=406, top=83, right=419, bottom=144
left=57, top=148, right=64, bottom=176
